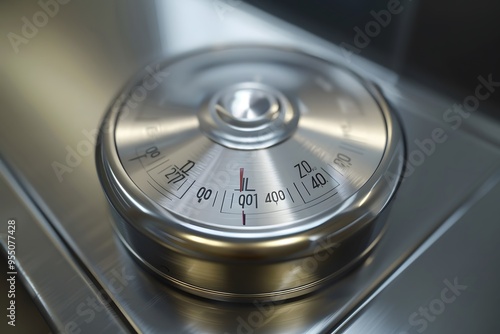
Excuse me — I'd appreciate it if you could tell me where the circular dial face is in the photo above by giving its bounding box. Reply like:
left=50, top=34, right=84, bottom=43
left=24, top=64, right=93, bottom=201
left=115, top=49, right=387, bottom=230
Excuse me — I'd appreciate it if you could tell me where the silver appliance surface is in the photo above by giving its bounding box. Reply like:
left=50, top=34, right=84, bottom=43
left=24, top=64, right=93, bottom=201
left=1, top=1, right=499, bottom=333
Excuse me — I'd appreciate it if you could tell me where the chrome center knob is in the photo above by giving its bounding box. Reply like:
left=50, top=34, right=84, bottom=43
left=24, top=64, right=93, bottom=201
left=216, top=88, right=280, bottom=127
left=198, top=82, right=298, bottom=150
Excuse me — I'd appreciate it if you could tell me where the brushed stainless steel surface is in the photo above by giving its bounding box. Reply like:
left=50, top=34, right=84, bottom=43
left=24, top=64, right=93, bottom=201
left=97, top=46, right=404, bottom=300
left=336, top=172, right=500, bottom=334
left=0, top=0, right=499, bottom=333
left=0, top=160, right=130, bottom=334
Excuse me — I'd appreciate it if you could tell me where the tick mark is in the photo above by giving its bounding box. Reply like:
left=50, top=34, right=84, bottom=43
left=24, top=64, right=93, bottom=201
left=240, top=168, right=244, bottom=192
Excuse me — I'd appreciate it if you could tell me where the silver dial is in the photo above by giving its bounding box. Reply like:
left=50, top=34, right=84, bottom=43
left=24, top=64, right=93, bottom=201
left=97, top=47, right=404, bottom=301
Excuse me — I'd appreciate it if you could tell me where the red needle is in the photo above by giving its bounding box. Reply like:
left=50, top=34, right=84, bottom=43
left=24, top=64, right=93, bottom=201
left=240, top=168, right=244, bottom=192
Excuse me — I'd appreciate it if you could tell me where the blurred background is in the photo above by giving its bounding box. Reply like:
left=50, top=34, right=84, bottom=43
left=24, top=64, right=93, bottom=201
left=245, top=0, right=500, bottom=119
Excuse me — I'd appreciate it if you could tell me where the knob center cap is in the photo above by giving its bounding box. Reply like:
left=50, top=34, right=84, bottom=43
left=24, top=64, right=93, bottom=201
left=198, top=82, right=298, bottom=150
left=217, top=88, right=280, bottom=127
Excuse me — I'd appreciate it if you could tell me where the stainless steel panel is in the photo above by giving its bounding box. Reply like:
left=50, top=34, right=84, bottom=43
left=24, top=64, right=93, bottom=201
left=0, top=161, right=130, bottom=333
left=1, top=0, right=499, bottom=333
left=336, top=172, right=500, bottom=334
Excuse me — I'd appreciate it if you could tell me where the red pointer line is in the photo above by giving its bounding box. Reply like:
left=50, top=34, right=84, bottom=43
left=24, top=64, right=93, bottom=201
left=240, top=168, right=244, bottom=192
left=242, top=211, right=246, bottom=226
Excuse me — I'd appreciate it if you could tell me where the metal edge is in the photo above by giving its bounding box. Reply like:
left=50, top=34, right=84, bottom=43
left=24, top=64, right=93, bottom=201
left=0, top=157, right=133, bottom=334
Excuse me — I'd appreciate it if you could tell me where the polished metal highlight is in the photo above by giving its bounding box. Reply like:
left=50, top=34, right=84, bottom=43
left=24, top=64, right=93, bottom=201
left=97, top=47, right=405, bottom=301
left=200, top=82, right=297, bottom=149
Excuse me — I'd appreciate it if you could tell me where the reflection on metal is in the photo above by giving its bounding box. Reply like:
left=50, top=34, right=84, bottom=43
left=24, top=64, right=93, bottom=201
left=0, top=0, right=499, bottom=333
